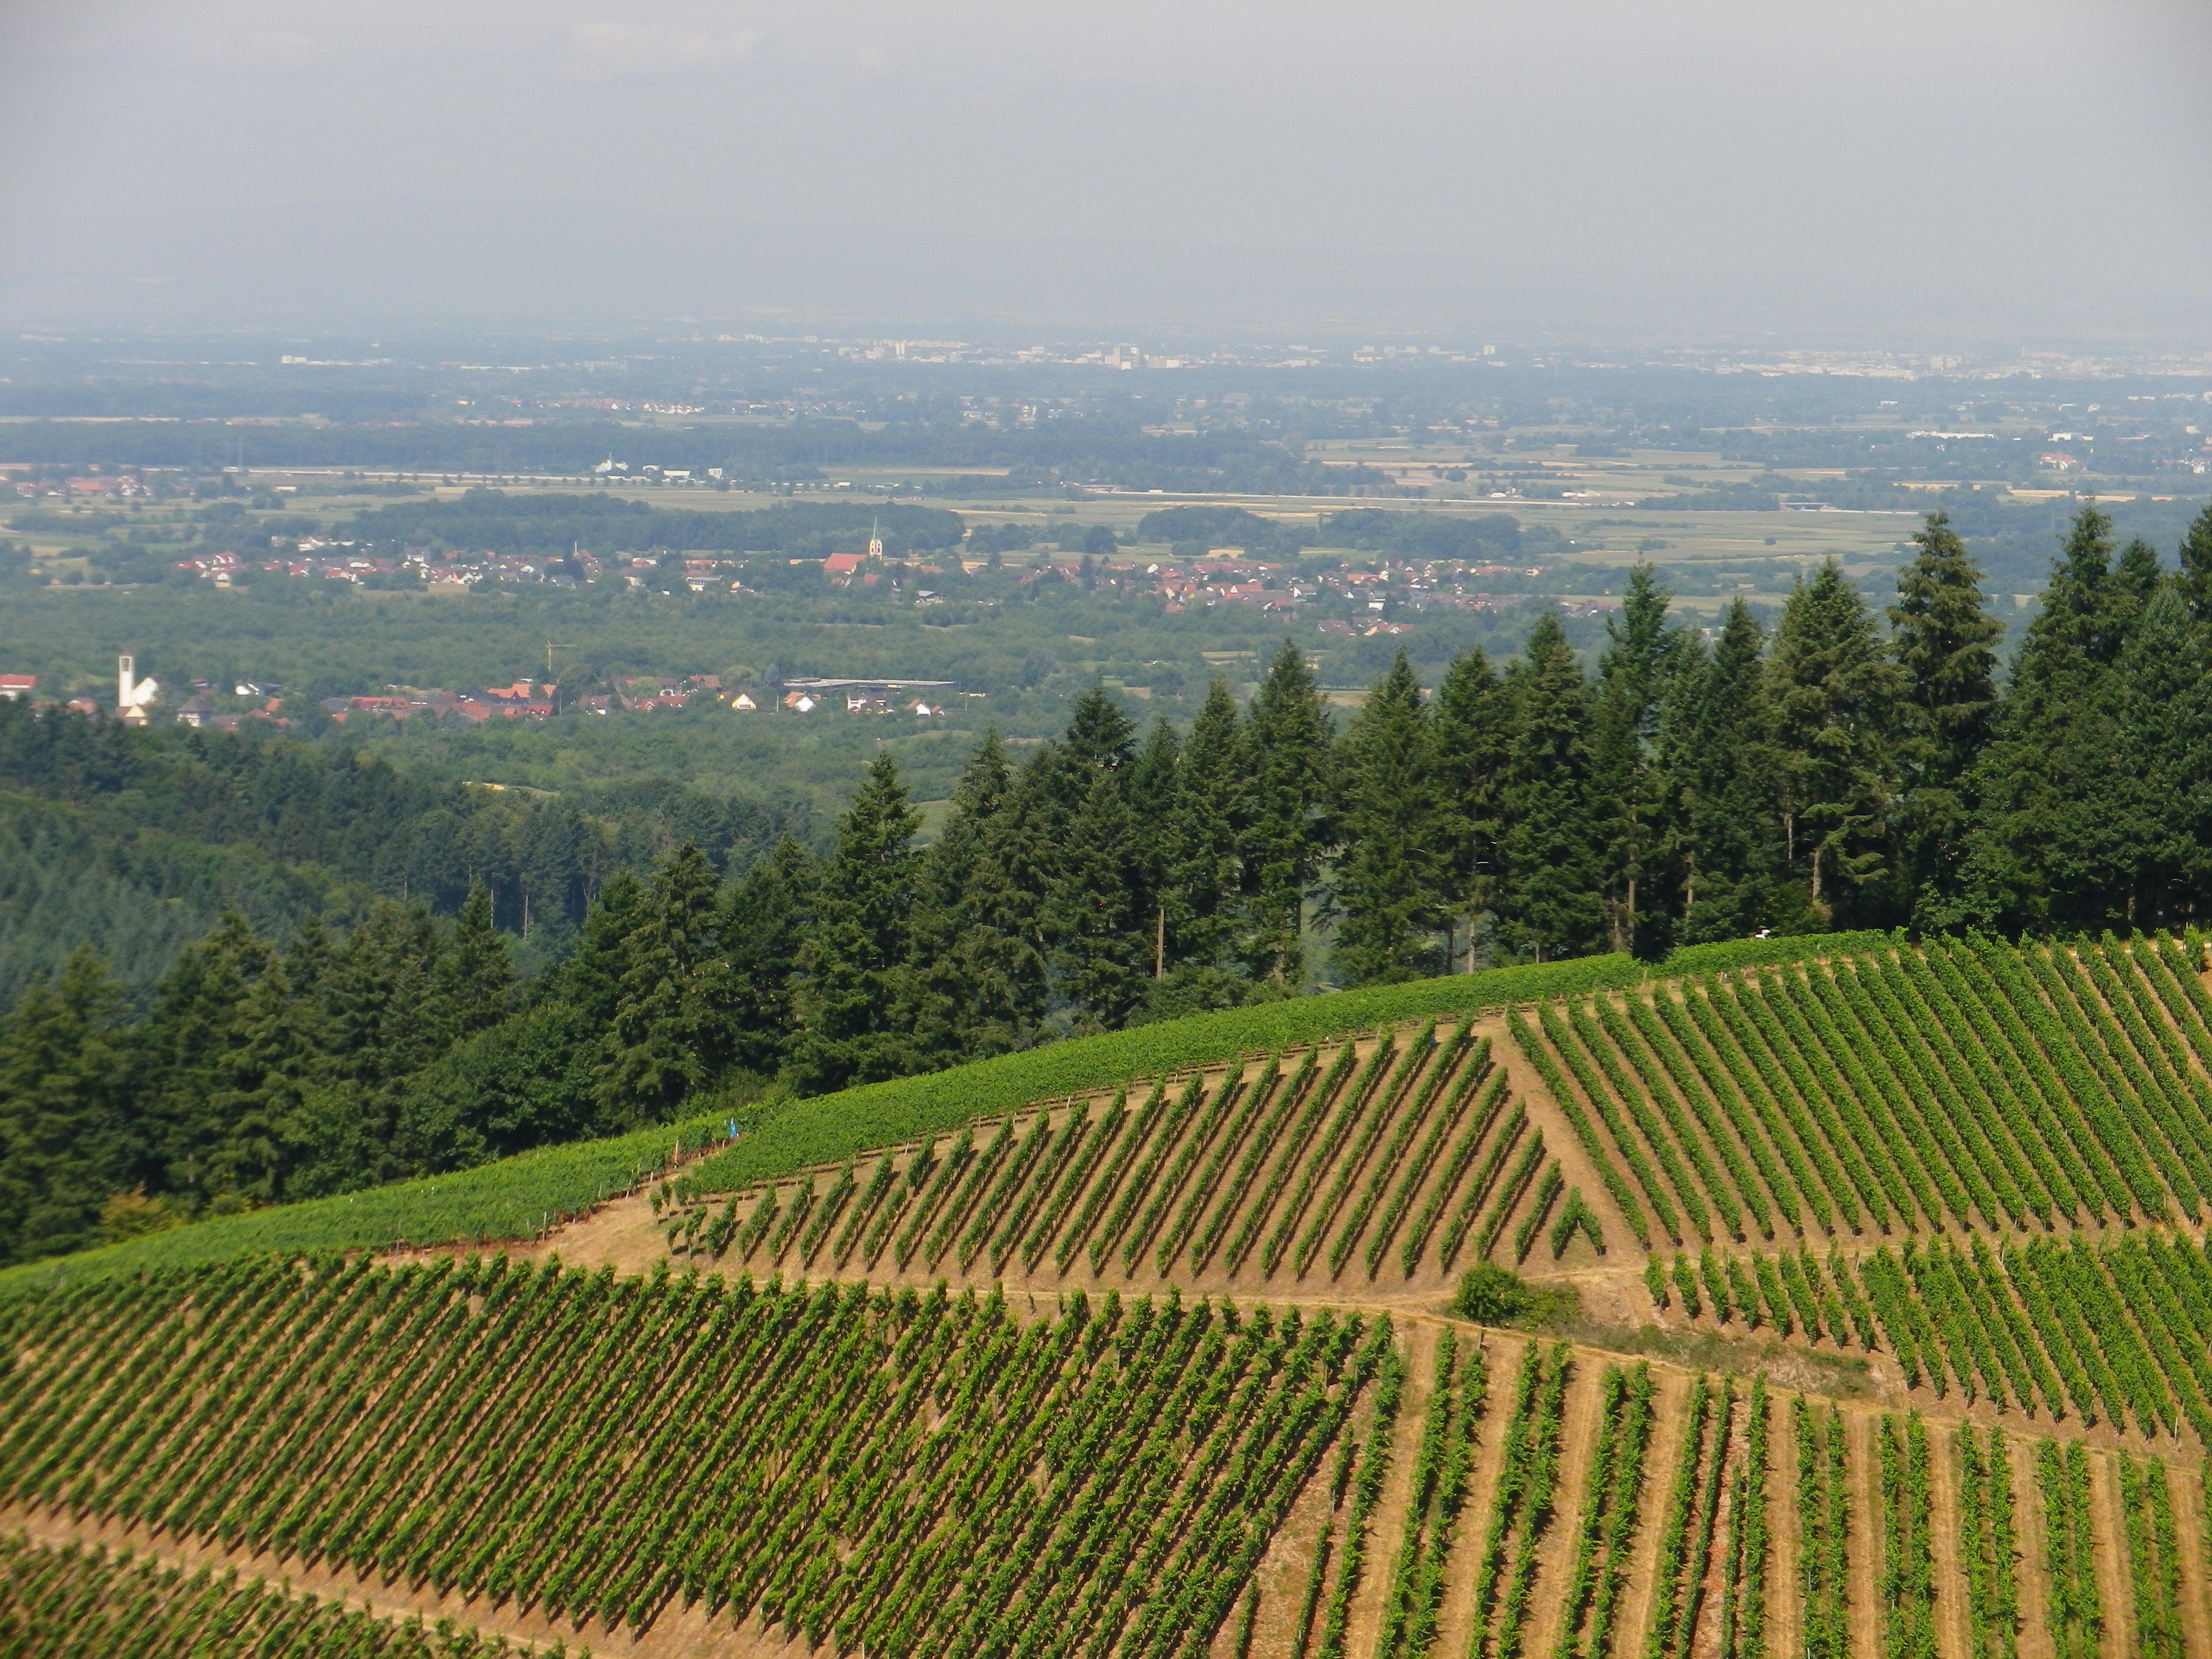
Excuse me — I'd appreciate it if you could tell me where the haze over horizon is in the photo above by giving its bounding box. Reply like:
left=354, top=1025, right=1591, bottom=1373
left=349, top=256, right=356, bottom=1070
left=4, top=0, right=2211, bottom=344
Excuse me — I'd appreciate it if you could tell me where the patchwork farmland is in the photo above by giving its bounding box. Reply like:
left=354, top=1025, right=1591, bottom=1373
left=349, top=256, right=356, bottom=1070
left=12, top=933, right=2212, bottom=1659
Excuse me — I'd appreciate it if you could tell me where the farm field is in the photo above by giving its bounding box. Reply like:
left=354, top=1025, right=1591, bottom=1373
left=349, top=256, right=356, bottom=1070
left=13, top=929, right=2212, bottom=1657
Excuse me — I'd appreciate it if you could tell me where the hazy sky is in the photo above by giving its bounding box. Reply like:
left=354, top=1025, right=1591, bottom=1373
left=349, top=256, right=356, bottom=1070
left=5, top=0, right=2210, bottom=339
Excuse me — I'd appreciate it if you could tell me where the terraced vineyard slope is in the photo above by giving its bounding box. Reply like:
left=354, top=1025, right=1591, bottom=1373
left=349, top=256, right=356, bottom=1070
left=15, top=931, right=2212, bottom=1658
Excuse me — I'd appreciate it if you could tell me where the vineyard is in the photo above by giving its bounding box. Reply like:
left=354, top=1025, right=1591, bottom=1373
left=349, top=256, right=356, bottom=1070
left=16, top=930, right=2212, bottom=1656
left=662, top=1018, right=1590, bottom=1296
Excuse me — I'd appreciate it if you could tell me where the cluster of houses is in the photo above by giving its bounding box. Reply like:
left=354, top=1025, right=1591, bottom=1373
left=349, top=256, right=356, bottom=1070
left=319, top=682, right=559, bottom=724
left=0, top=666, right=294, bottom=733
left=316, top=674, right=961, bottom=724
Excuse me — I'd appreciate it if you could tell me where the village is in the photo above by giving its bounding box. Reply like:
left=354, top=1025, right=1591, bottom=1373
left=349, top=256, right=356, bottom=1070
left=0, top=661, right=962, bottom=729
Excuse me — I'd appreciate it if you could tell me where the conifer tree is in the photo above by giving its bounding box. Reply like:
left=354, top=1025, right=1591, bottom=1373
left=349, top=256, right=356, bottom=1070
left=1331, top=651, right=1443, bottom=984
left=1965, top=506, right=2141, bottom=931
left=1501, top=613, right=1604, bottom=959
left=2176, top=502, right=2212, bottom=626
left=1238, top=639, right=1334, bottom=984
left=1887, top=510, right=2002, bottom=916
left=1430, top=646, right=1511, bottom=969
left=1765, top=561, right=1899, bottom=921
left=905, top=733, right=1042, bottom=1062
left=791, top=754, right=923, bottom=1091
left=1165, top=678, right=1246, bottom=973
left=722, top=834, right=818, bottom=1078
left=0, top=947, right=129, bottom=1264
left=135, top=913, right=275, bottom=1201
left=436, top=882, right=514, bottom=1043
left=1663, top=598, right=1791, bottom=941
left=1051, top=769, right=1152, bottom=1028
left=595, top=843, right=737, bottom=1125
left=1125, top=718, right=1182, bottom=981
left=1592, top=565, right=1682, bottom=957
left=1061, top=684, right=1139, bottom=775
left=563, top=866, right=644, bottom=1030
left=2113, top=583, right=2212, bottom=927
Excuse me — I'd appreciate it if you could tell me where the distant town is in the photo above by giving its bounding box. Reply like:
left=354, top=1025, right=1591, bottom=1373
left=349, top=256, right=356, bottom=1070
left=0, top=661, right=965, bottom=730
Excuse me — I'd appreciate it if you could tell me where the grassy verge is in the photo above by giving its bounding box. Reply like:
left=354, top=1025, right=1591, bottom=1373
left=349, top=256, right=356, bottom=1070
left=0, top=1113, right=720, bottom=1302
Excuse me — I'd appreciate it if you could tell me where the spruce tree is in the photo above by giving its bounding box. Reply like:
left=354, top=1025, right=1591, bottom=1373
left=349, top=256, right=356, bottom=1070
left=2176, top=502, right=2212, bottom=626
left=1964, top=505, right=2142, bottom=931
left=791, top=753, right=923, bottom=1091
left=1431, top=647, right=1511, bottom=969
left=1331, top=651, right=1443, bottom=984
left=1501, top=613, right=1605, bottom=960
left=435, top=882, right=514, bottom=1043
left=1050, top=769, right=1152, bottom=1029
left=135, top=913, right=275, bottom=1201
left=1165, top=678, right=1246, bottom=974
left=2113, top=583, right=2212, bottom=927
left=1591, top=565, right=1682, bottom=957
left=564, top=866, right=644, bottom=1030
left=722, top=834, right=817, bottom=1079
left=1663, top=599, right=1791, bottom=941
left=1061, top=684, right=1139, bottom=774
left=1238, top=639, right=1334, bottom=985
left=1764, top=560, right=1899, bottom=923
left=904, top=733, right=1042, bottom=1063
left=0, top=948, right=130, bottom=1264
left=1887, top=510, right=2002, bottom=916
left=595, top=843, right=737, bottom=1125
left=1125, top=718, right=1182, bottom=982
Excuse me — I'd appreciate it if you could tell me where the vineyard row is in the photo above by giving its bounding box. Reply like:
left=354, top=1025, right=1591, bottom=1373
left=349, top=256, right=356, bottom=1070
left=1513, top=934, right=2212, bottom=1248
left=674, top=1018, right=1598, bottom=1286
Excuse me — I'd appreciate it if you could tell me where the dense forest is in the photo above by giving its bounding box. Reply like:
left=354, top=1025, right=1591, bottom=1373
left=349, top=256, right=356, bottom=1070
left=4, top=501, right=2211, bottom=1267
left=0, top=704, right=807, bottom=1005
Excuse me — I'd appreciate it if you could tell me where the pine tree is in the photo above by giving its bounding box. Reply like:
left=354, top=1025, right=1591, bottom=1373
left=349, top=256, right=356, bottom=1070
left=904, top=734, right=1043, bottom=1063
left=1431, top=646, right=1511, bottom=970
left=135, top=913, right=275, bottom=1201
left=790, top=754, right=923, bottom=1091
left=1238, top=639, right=1334, bottom=984
left=1125, top=718, right=1182, bottom=983
left=0, top=947, right=130, bottom=1264
left=723, top=834, right=818, bottom=1078
left=595, top=844, right=738, bottom=1125
left=563, top=866, right=644, bottom=1030
left=435, top=882, right=514, bottom=1043
left=1331, top=651, right=1443, bottom=984
left=2113, top=583, right=2212, bottom=927
left=2176, top=502, right=2212, bottom=626
left=1965, top=506, right=2144, bottom=932
left=1663, top=598, right=1792, bottom=941
left=1165, top=678, right=1246, bottom=974
left=1501, top=613, right=1605, bottom=959
left=1061, top=685, right=1139, bottom=774
left=1592, top=565, right=1682, bottom=957
left=1887, top=510, right=2003, bottom=917
left=1765, top=560, right=1899, bottom=922
left=1051, top=770, right=1152, bottom=1029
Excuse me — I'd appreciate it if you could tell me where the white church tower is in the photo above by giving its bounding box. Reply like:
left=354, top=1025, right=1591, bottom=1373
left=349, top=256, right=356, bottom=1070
left=117, top=654, right=159, bottom=725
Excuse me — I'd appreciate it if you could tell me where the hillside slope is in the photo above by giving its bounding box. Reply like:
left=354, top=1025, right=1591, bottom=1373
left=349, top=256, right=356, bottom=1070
left=11, top=929, right=2212, bottom=1659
